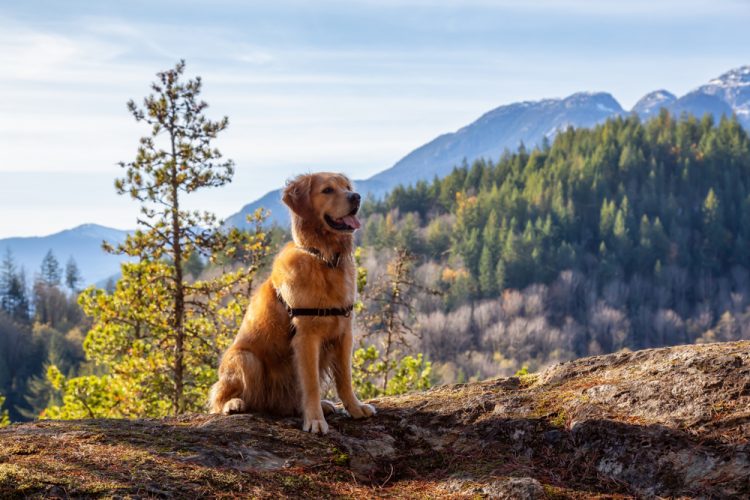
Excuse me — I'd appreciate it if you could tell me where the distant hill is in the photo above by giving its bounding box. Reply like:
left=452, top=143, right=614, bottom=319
left=228, top=65, right=750, bottom=228
left=0, top=224, right=130, bottom=286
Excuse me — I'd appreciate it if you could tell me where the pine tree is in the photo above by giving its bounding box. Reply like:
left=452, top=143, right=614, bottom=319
left=482, top=209, right=501, bottom=261
left=0, top=250, right=29, bottom=323
left=45, top=61, right=270, bottom=418
left=494, top=258, right=506, bottom=292
left=478, top=244, right=496, bottom=296
left=599, top=198, right=616, bottom=239
left=111, top=60, right=234, bottom=414
left=65, top=257, right=83, bottom=292
left=701, top=188, right=726, bottom=273
left=40, top=250, right=62, bottom=286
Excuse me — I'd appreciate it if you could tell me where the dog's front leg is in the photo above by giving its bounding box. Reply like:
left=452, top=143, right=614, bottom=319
left=334, top=328, right=377, bottom=419
left=292, top=326, right=328, bottom=434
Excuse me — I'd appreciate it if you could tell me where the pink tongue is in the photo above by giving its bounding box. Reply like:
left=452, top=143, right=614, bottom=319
left=341, top=215, right=361, bottom=229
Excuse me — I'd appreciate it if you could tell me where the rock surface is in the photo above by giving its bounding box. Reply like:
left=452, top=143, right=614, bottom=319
left=1, top=341, right=748, bottom=498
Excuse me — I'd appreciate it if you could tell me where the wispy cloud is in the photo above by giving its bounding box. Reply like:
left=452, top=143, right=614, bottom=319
left=0, top=1, right=748, bottom=237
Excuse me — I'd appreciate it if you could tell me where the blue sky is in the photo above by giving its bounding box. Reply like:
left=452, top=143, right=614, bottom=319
left=1, top=0, right=749, bottom=237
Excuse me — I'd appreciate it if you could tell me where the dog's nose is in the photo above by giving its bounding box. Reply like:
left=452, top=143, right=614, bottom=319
left=348, top=192, right=361, bottom=204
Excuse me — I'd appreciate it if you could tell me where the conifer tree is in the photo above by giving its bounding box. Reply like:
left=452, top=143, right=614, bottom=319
left=0, top=250, right=29, bottom=323
left=701, top=188, right=725, bottom=273
left=45, top=61, right=270, bottom=418
left=65, top=257, right=82, bottom=292
left=40, top=250, right=61, bottom=287
left=478, top=244, right=496, bottom=296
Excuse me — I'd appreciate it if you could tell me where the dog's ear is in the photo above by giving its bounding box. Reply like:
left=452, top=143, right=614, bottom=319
left=339, top=173, right=353, bottom=190
left=282, top=174, right=313, bottom=216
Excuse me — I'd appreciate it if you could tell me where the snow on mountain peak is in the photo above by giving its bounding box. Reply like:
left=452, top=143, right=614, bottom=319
left=708, top=65, right=750, bottom=87
left=631, top=90, right=677, bottom=117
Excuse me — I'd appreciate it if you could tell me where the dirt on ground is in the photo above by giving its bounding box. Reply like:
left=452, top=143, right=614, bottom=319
left=1, top=340, right=748, bottom=498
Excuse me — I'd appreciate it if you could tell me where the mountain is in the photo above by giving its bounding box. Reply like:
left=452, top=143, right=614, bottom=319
left=631, top=89, right=676, bottom=119
left=690, top=65, right=750, bottom=127
left=0, top=224, right=130, bottom=286
left=11, top=66, right=750, bottom=247
left=632, top=65, right=750, bottom=128
left=227, top=92, right=625, bottom=227
left=368, top=92, right=624, bottom=189
left=229, top=65, right=750, bottom=229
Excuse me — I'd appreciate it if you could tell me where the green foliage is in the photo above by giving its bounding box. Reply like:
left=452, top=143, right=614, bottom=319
left=44, top=366, right=123, bottom=419
left=352, top=345, right=432, bottom=399
left=0, top=394, right=9, bottom=427
left=514, top=365, right=529, bottom=377
left=43, top=214, right=268, bottom=419
left=0, top=246, right=87, bottom=422
left=361, top=112, right=750, bottom=297
left=351, top=345, right=382, bottom=400
left=43, top=61, right=270, bottom=419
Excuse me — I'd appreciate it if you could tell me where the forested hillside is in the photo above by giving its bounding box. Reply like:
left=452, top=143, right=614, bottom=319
left=357, top=111, right=750, bottom=381
left=0, top=251, right=88, bottom=421
left=4, top=110, right=750, bottom=422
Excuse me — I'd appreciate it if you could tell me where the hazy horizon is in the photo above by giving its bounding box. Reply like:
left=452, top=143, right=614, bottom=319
left=1, top=0, right=749, bottom=238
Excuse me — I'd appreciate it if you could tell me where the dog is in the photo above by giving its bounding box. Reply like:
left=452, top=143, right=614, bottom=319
left=209, top=172, right=376, bottom=434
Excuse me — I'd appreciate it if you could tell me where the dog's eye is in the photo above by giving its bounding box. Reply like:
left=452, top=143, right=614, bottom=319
left=322, top=187, right=334, bottom=194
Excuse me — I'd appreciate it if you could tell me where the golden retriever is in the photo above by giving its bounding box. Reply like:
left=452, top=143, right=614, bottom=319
left=209, top=172, right=376, bottom=434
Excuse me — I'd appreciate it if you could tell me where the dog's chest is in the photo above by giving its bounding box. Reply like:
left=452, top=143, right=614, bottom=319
left=319, top=264, right=355, bottom=305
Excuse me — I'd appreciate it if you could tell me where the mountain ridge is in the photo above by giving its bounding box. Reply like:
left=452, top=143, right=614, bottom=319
left=0, top=224, right=131, bottom=286
left=227, top=65, right=750, bottom=228
left=7, top=65, right=750, bottom=276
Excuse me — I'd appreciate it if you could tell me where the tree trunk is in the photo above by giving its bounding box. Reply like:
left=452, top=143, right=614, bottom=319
left=170, top=123, right=185, bottom=416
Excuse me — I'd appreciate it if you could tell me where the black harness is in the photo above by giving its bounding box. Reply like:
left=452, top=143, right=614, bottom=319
left=277, top=295, right=353, bottom=319
left=277, top=246, right=354, bottom=338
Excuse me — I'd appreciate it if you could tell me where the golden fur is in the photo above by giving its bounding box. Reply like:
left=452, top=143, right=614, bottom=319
left=209, top=172, right=375, bottom=434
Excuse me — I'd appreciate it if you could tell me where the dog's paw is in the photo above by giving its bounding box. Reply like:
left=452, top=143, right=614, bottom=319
left=321, top=399, right=337, bottom=415
left=346, top=402, right=376, bottom=419
left=302, top=417, right=329, bottom=435
left=222, top=398, right=245, bottom=415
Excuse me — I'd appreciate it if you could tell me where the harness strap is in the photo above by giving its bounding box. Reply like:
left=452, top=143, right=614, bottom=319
left=277, top=294, right=353, bottom=339
left=277, top=294, right=352, bottom=318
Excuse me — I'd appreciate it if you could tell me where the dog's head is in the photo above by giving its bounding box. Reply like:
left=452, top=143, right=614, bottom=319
left=282, top=172, right=361, bottom=234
